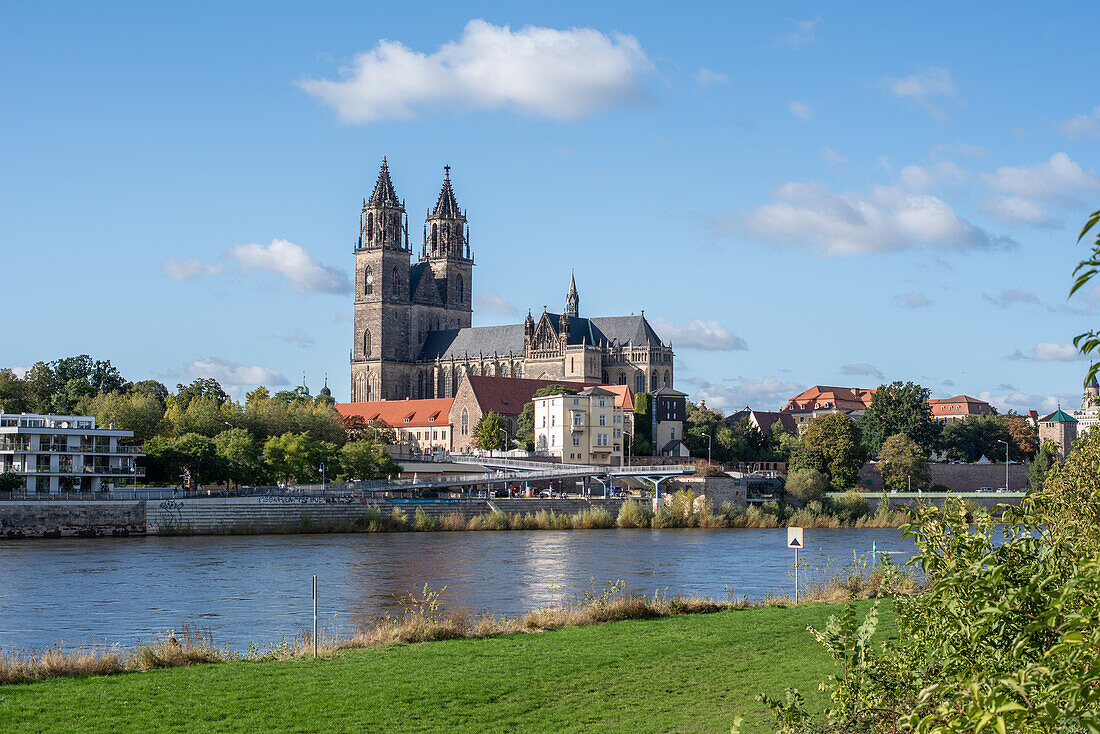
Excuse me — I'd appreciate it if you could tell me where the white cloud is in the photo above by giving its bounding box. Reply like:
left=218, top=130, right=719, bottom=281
left=895, top=292, right=932, bottom=308
left=1007, top=342, right=1084, bottom=362
left=182, top=357, right=288, bottom=390
left=685, top=376, right=804, bottom=413
left=697, top=67, right=728, bottom=86
left=881, top=66, right=956, bottom=118
left=161, top=258, right=223, bottom=281
left=650, top=318, right=747, bottom=351
left=788, top=100, right=813, bottom=120
left=841, top=363, right=884, bottom=380
left=776, top=17, right=821, bottom=49
left=977, top=388, right=1066, bottom=416
left=1057, top=106, right=1100, bottom=140
left=982, top=288, right=1040, bottom=308
left=276, top=331, right=316, bottom=348
left=6, top=366, right=29, bottom=379
left=230, top=239, right=351, bottom=294
left=739, top=181, right=1011, bottom=257
left=820, top=147, right=846, bottom=166
left=982, top=196, right=1056, bottom=227
left=298, top=20, right=653, bottom=122
left=897, top=161, right=967, bottom=191
left=476, top=292, right=519, bottom=316
left=982, top=152, right=1100, bottom=201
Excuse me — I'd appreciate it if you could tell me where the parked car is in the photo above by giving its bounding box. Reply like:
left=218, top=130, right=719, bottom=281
left=979, top=486, right=994, bottom=492
left=491, top=489, right=509, bottom=498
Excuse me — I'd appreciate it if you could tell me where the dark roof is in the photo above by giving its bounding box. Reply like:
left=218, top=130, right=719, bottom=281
left=368, top=157, right=401, bottom=208
left=587, top=315, right=664, bottom=348
left=418, top=325, right=526, bottom=361
left=727, top=408, right=797, bottom=434
left=432, top=167, right=461, bottom=219
left=1090, top=374, right=1099, bottom=389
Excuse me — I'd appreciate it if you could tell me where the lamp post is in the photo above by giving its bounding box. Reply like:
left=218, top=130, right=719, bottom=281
left=998, top=439, right=1009, bottom=491
left=319, top=463, right=326, bottom=496
left=497, top=427, right=508, bottom=458
left=702, top=433, right=712, bottom=465
left=625, top=430, right=631, bottom=467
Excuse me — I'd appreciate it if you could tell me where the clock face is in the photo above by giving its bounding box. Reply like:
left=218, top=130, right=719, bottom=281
left=366, top=274, right=374, bottom=284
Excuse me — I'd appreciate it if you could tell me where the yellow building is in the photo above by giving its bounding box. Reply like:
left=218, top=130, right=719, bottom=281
left=534, top=387, right=624, bottom=465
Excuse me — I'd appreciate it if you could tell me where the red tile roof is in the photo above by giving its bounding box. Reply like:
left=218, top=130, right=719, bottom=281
left=927, top=395, right=995, bottom=416
left=464, top=376, right=632, bottom=417
left=782, top=386, right=876, bottom=413
left=336, top=398, right=454, bottom=427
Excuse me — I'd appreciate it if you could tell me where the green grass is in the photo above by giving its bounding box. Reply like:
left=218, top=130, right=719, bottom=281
left=0, top=600, right=894, bottom=733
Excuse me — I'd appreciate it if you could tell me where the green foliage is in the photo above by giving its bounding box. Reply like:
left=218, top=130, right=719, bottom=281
left=173, top=433, right=223, bottom=486
left=515, top=402, right=536, bottom=451
left=0, top=471, right=24, bottom=492
left=173, top=378, right=229, bottom=409
left=1072, top=208, right=1100, bottom=386
left=795, top=414, right=867, bottom=492
left=632, top=393, right=653, bottom=456
left=214, top=429, right=262, bottom=488
left=263, top=432, right=338, bottom=485
left=471, top=411, right=508, bottom=451
left=858, top=380, right=940, bottom=457
left=940, top=414, right=1013, bottom=463
left=786, top=468, right=828, bottom=503
left=339, top=440, right=398, bottom=480
left=1027, top=439, right=1059, bottom=491
left=753, top=425, right=1100, bottom=732
left=876, top=433, right=931, bottom=491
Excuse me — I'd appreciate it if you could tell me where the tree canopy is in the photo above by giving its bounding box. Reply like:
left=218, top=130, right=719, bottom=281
left=877, top=433, right=931, bottom=491
left=857, top=381, right=940, bottom=457
left=793, top=413, right=867, bottom=491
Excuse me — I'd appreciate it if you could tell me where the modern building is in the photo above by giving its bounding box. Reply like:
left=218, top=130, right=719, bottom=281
left=781, top=386, right=876, bottom=432
left=349, top=158, right=674, bottom=402
left=652, top=387, right=689, bottom=457
left=335, top=398, right=454, bottom=453
left=1038, top=408, right=1078, bottom=462
left=534, top=387, right=624, bottom=465
left=0, top=413, right=144, bottom=494
left=928, top=395, right=996, bottom=423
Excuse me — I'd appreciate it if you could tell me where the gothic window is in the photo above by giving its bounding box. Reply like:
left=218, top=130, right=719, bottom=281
left=461, top=407, right=469, bottom=436
left=363, top=329, right=372, bottom=358
left=635, top=372, right=645, bottom=395
left=663, top=370, right=671, bottom=387
left=651, top=371, right=658, bottom=391
left=618, top=372, right=626, bottom=385
left=514, top=363, right=522, bottom=379
left=456, top=275, right=464, bottom=303
left=443, top=370, right=452, bottom=398
left=417, top=372, right=424, bottom=399
left=391, top=267, right=399, bottom=296
left=367, top=213, right=374, bottom=243
left=364, top=266, right=373, bottom=295
left=431, top=224, right=438, bottom=251
left=602, top=370, right=609, bottom=384
left=418, top=316, right=424, bottom=342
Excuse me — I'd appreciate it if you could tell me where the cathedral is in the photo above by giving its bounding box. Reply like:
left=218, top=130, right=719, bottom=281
left=349, top=158, right=675, bottom=402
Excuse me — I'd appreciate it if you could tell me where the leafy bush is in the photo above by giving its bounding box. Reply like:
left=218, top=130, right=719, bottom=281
left=616, top=499, right=653, bottom=528
left=786, top=468, right=828, bottom=503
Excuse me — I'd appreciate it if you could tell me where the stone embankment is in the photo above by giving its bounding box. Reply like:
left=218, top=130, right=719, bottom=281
left=0, top=497, right=628, bottom=539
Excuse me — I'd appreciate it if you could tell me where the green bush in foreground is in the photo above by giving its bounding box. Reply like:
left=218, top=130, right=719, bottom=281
left=746, top=428, right=1100, bottom=733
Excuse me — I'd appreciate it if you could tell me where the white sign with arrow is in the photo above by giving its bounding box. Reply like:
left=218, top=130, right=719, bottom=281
left=787, top=526, right=804, bottom=602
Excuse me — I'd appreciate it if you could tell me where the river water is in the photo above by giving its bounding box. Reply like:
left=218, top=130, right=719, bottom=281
left=0, top=528, right=915, bottom=652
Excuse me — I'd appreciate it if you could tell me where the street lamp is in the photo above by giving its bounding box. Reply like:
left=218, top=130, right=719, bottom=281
left=497, top=427, right=508, bottom=457
left=997, top=439, right=1009, bottom=491
left=319, top=463, right=326, bottom=496
left=625, top=430, right=631, bottom=467
left=702, top=433, right=712, bottom=465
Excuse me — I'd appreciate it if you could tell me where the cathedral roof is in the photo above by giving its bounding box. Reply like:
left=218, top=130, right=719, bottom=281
left=432, top=166, right=462, bottom=219
left=368, top=157, right=401, bottom=208
left=1090, top=374, right=1099, bottom=389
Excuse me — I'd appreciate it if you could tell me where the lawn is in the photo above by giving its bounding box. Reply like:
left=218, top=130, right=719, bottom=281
left=0, top=601, right=894, bottom=733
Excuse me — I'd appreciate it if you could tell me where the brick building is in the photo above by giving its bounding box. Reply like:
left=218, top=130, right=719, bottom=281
left=928, top=395, right=996, bottom=423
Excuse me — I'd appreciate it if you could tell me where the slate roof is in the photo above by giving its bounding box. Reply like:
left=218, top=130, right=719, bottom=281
left=432, top=167, right=462, bottom=219
left=367, top=157, right=401, bottom=208
left=727, top=408, right=797, bottom=434
left=418, top=325, right=526, bottom=361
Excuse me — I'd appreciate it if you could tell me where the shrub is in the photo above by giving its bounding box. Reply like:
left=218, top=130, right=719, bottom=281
left=413, top=508, right=437, bottom=532
left=786, top=468, right=829, bottom=503
left=616, top=499, right=653, bottom=528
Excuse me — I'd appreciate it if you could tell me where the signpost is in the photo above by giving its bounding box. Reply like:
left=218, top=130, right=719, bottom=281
left=312, top=574, right=318, bottom=659
left=787, top=526, right=804, bottom=602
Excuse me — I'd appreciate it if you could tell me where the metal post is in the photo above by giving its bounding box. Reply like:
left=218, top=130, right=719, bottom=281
left=312, top=574, right=318, bottom=659
left=320, top=463, right=326, bottom=496
left=794, top=547, right=798, bottom=603
left=998, top=439, right=1009, bottom=491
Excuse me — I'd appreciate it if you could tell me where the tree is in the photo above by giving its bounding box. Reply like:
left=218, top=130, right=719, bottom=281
left=877, top=433, right=931, bottom=491
left=632, top=393, right=653, bottom=456
left=173, top=433, right=223, bottom=487
left=214, top=429, right=260, bottom=488
left=339, top=440, right=399, bottom=480
left=858, top=381, right=940, bottom=456
left=796, top=413, right=867, bottom=491
left=1004, top=412, right=1039, bottom=460
left=1027, top=439, right=1059, bottom=491
left=472, top=412, right=508, bottom=451
left=0, top=368, right=30, bottom=413
left=0, top=471, right=24, bottom=492
left=262, top=432, right=335, bottom=485
left=363, top=419, right=396, bottom=445
left=1071, top=209, right=1100, bottom=384
left=515, top=402, right=536, bottom=451
left=785, top=468, right=828, bottom=503
left=174, top=378, right=229, bottom=409
left=768, top=420, right=799, bottom=462
left=130, top=379, right=169, bottom=405
left=941, top=415, right=1011, bottom=463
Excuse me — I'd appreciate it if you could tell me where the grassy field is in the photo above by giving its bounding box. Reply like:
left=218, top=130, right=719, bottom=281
left=0, top=600, right=894, bottom=733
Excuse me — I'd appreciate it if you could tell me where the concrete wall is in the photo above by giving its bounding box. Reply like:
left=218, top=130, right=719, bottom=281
left=838, top=492, right=1025, bottom=513
left=0, top=501, right=145, bottom=539
left=668, top=476, right=747, bottom=508
left=856, top=463, right=1029, bottom=493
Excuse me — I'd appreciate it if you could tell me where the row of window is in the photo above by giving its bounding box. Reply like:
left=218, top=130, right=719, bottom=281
left=362, top=267, right=465, bottom=303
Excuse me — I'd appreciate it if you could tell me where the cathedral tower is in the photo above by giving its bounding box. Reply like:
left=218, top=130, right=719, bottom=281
left=423, top=166, right=473, bottom=330
left=351, top=157, right=412, bottom=401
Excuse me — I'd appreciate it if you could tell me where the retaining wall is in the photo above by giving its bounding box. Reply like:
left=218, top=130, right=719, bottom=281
left=0, top=501, right=145, bottom=539
left=856, top=463, right=1030, bottom=493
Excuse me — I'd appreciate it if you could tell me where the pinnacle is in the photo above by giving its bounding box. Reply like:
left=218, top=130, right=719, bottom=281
left=432, top=165, right=462, bottom=219
left=367, top=157, right=401, bottom=209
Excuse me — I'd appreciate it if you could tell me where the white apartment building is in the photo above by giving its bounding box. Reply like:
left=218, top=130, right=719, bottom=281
left=534, top=387, right=624, bottom=465
left=0, top=413, right=144, bottom=494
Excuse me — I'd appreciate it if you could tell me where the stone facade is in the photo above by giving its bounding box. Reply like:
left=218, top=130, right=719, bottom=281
left=349, top=159, right=674, bottom=402
left=1038, top=408, right=1078, bottom=462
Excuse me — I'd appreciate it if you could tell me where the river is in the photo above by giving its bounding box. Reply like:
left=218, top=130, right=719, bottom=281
left=0, top=527, right=915, bottom=652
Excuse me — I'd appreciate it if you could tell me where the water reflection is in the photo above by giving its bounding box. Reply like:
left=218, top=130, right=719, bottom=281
left=0, top=528, right=915, bottom=652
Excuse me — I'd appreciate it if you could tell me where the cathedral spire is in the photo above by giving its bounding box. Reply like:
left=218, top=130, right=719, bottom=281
left=565, top=270, right=579, bottom=317
left=432, top=164, right=461, bottom=219
left=367, top=156, right=401, bottom=209
left=425, top=164, right=468, bottom=260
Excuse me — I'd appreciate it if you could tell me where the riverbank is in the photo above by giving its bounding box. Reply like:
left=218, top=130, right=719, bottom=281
left=1, top=596, right=897, bottom=733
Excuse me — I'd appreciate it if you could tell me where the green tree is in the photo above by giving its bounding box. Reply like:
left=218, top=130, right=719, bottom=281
left=22, top=362, right=58, bottom=413
left=1071, top=209, right=1100, bottom=384
left=339, top=440, right=399, bottom=480
left=785, top=468, right=828, bottom=503
left=1004, top=411, right=1039, bottom=460
left=472, top=412, right=508, bottom=451
left=214, top=429, right=261, bottom=488
left=174, top=378, right=229, bottom=410
left=515, top=385, right=579, bottom=452
left=173, top=433, right=223, bottom=486
left=796, top=413, right=866, bottom=491
left=130, top=379, right=169, bottom=405
left=941, top=415, right=1012, bottom=463
left=632, top=392, right=653, bottom=456
left=0, top=471, right=24, bottom=492
left=262, top=432, right=335, bottom=485
left=0, top=368, right=30, bottom=413
left=363, top=419, right=397, bottom=445
left=876, top=433, right=931, bottom=491
left=857, top=381, right=940, bottom=456
left=1027, top=438, right=1060, bottom=491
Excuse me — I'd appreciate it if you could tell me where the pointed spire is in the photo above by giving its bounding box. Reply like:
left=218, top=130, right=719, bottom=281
left=367, top=156, right=401, bottom=208
left=432, top=164, right=462, bottom=219
left=565, top=270, right=579, bottom=317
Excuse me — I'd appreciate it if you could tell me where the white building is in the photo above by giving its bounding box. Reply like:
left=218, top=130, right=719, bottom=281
left=0, top=413, right=144, bottom=494
left=1071, top=375, right=1100, bottom=437
left=534, top=387, right=624, bottom=465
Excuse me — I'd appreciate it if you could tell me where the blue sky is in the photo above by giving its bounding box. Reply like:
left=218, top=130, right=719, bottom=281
left=3, top=2, right=1099, bottom=413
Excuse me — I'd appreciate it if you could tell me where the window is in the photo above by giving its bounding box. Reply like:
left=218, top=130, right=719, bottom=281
left=541, top=415, right=546, bottom=428
left=599, top=414, right=606, bottom=426
left=618, top=373, right=626, bottom=385
left=551, top=434, right=556, bottom=447
left=573, top=398, right=580, bottom=405
left=363, top=329, right=372, bottom=357
left=572, top=436, right=580, bottom=446
left=456, top=275, right=464, bottom=303
left=663, top=370, right=670, bottom=387
left=635, top=372, right=645, bottom=394
left=651, top=371, right=658, bottom=391
left=598, top=397, right=606, bottom=408
left=431, top=224, right=438, bottom=250
left=670, top=427, right=675, bottom=440
left=614, top=428, right=621, bottom=438
left=392, top=267, right=399, bottom=296
left=367, top=213, right=374, bottom=243
left=461, top=408, right=469, bottom=436
left=551, top=415, right=556, bottom=427
left=364, top=266, right=373, bottom=295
